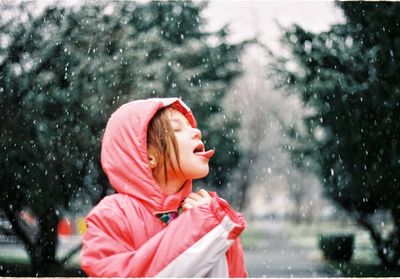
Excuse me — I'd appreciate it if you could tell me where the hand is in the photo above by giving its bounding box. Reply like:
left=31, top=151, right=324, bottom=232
left=182, top=189, right=212, bottom=210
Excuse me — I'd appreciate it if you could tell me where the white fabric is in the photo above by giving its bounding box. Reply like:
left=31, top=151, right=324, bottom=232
left=156, top=216, right=235, bottom=278
left=205, top=255, right=229, bottom=278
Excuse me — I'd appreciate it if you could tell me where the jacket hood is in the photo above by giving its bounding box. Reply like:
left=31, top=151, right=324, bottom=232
left=100, top=98, right=197, bottom=214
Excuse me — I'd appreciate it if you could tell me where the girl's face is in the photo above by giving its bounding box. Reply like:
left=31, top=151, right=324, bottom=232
left=166, top=109, right=213, bottom=187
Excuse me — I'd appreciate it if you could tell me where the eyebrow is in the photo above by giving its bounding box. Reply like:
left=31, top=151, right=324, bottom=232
left=171, top=117, right=190, bottom=127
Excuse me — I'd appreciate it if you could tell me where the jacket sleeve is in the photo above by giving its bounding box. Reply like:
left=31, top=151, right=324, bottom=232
left=80, top=193, right=246, bottom=277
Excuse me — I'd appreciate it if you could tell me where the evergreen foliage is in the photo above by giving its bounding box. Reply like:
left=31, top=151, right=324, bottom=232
left=272, top=2, right=400, bottom=268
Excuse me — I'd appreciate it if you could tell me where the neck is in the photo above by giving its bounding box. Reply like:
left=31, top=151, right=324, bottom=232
left=156, top=173, right=186, bottom=195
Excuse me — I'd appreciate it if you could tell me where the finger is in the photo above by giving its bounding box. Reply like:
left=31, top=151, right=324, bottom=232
left=197, top=189, right=211, bottom=198
left=185, top=197, right=202, bottom=206
left=182, top=203, right=193, bottom=210
left=188, top=193, right=202, bottom=201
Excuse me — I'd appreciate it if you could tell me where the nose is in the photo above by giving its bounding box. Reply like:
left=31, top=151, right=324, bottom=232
left=192, top=128, right=202, bottom=140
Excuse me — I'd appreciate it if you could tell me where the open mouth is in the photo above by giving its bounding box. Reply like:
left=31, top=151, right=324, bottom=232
left=193, top=143, right=205, bottom=154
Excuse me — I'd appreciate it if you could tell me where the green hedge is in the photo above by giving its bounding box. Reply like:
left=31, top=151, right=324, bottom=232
left=319, top=233, right=354, bottom=262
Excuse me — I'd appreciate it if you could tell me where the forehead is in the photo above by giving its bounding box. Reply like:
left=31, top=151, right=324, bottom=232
left=168, top=109, right=191, bottom=125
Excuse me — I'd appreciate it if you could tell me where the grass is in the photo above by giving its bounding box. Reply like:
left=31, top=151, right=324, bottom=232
left=283, top=220, right=400, bottom=277
left=0, top=238, right=83, bottom=276
left=0, top=245, right=30, bottom=263
left=240, top=223, right=266, bottom=250
left=329, top=261, right=400, bottom=277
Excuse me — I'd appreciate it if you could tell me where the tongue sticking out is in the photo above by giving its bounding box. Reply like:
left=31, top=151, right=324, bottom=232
left=195, top=149, right=215, bottom=159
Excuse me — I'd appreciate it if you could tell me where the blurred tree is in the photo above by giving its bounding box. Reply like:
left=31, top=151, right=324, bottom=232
left=0, top=1, right=244, bottom=275
left=271, top=2, right=400, bottom=268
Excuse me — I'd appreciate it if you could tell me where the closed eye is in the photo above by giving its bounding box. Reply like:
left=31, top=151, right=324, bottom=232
left=170, top=115, right=191, bottom=132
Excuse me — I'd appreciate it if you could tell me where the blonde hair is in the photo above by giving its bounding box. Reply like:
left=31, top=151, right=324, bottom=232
left=147, top=108, right=181, bottom=184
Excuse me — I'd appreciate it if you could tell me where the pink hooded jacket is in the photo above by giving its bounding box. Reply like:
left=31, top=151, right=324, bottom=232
left=80, top=98, right=247, bottom=277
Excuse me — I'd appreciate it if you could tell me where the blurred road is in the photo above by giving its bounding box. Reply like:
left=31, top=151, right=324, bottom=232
left=244, top=220, right=340, bottom=277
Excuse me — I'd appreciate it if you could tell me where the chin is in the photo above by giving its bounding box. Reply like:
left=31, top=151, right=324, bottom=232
left=191, top=168, right=210, bottom=179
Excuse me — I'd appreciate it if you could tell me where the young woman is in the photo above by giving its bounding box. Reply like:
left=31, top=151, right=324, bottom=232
left=80, top=98, right=247, bottom=277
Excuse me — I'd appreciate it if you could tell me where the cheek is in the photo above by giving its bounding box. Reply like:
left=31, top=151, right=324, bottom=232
left=174, top=136, right=189, bottom=157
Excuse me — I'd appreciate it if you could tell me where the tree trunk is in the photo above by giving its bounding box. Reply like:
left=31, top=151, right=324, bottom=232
left=4, top=206, right=61, bottom=275
left=235, top=152, right=258, bottom=212
left=27, top=206, right=60, bottom=276
left=389, top=210, right=400, bottom=266
left=355, top=211, right=400, bottom=268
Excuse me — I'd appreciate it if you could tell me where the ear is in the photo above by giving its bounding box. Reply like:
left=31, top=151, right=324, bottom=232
left=148, top=147, right=158, bottom=169
left=148, top=154, right=157, bottom=169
